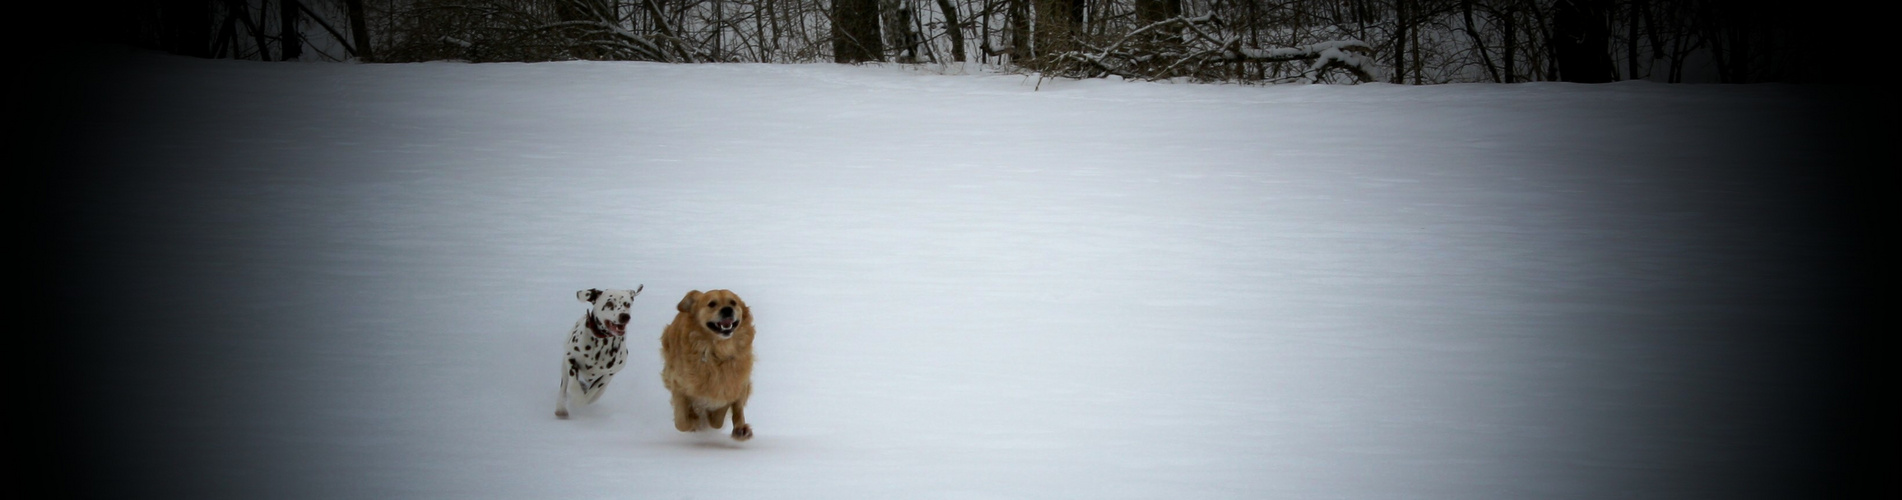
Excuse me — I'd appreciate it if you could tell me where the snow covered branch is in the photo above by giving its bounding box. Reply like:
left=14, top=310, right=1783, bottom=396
left=1042, top=15, right=1378, bottom=84
left=383, top=0, right=706, bottom=63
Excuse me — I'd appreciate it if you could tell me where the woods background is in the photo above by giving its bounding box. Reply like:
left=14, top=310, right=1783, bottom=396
left=92, top=0, right=1871, bottom=84
left=92, top=0, right=1864, bottom=84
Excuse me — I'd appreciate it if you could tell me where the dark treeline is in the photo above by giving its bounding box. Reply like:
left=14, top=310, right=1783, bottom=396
left=107, top=0, right=1861, bottom=84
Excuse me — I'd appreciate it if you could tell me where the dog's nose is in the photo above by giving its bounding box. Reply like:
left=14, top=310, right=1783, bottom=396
left=719, top=306, right=734, bottom=318
left=617, top=313, right=630, bottom=324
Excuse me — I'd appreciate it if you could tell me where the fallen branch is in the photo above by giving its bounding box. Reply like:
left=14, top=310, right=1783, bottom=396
left=1040, top=15, right=1379, bottom=84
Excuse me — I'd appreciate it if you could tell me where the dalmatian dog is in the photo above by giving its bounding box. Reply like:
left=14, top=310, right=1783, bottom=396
left=555, top=285, right=642, bottom=419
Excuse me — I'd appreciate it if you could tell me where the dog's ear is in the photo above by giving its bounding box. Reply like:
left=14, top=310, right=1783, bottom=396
left=632, top=284, right=643, bottom=296
left=677, top=290, right=702, bottom=313
left=578, top=289, right=602, bottom=303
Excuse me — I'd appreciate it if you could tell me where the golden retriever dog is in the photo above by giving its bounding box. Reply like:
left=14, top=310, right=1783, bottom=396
left=660, top=289, right=756, bottom=441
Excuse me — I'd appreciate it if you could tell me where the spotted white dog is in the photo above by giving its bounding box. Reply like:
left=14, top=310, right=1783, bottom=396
left=556, top=286, right=642, bottom=419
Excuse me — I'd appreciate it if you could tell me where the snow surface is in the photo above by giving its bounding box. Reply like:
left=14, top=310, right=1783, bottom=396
left=44, top=51, right=1873, bottom=499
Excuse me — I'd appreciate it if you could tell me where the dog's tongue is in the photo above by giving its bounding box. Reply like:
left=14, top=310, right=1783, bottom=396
left=718, top=319, right=736, bottom=329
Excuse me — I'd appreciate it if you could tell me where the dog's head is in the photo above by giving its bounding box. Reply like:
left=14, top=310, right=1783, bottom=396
left=577, top=285, right=642, bottom=338
left=676, top=289, right=750, bottom=339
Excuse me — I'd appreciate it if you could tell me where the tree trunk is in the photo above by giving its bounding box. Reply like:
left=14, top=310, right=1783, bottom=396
left=892, top=2, right=917, bottom=62
left=556, top=0, right=601, bottom=59
left=1134, top=0, right=1178, bottom=24
left=833, top=0, right=884, bottom=62
left=211, top=10, right=238, bottom=58
left=1551, top=0, right=1613, bottom=82
left=1461, top=0, right=1499, bottom=82
left=1008, top=0, right=1029, bottom=62
left=713, top=0, right=725, bottom=61
left=642, top=0, right=699, bottom=62
left=223, top=0, right=271, bottom=61
left=766, top=0, right=782, bottom=61
left=980, top=0, right=994, bottom=64
left=1526, top=0, right=1559, bottom=80
left=345, top=0, right=373, bottom=61
left=1725, top=7, right=1753, bottom=82
left=161, top=0, right=212, bottom=58
left=1642, top=0, right=1662, bottom=60
left=1625, top=0, right=1641, bottom=80
left=1410, top=2, right=1423, bottom=84
left=1503, top=4, right=1517, bottom=82
left=278, top=0, right=303, bottom=61
left=1391, top=0, right=1407, bottom=84
left=1033, top=0, right=1082, bottom=60
left=936, top=0, right=966, bottom=62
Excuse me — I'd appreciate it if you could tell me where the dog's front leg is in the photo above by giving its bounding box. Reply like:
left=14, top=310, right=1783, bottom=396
left=582, top=374, right=611, bottom=404
left=728, top=403, right=752, bottom=441
left=555, top=366, right=572, bottom=419
left=670, top=391, right=702, bottom=431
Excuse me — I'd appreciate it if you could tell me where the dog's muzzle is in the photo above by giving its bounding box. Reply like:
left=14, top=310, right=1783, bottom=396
left=594, top=313, right=629, bottom=338
left=706, top=318, right=737, bottom=337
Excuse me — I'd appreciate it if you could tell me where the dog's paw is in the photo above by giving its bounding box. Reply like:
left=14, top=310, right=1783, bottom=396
left=730, top=424, right=753, bottom=442
left=555, top=408, right=569, bottom=419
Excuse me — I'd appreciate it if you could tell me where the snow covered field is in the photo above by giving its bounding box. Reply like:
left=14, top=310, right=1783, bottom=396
left=37, top=49, right=1881, bottom=499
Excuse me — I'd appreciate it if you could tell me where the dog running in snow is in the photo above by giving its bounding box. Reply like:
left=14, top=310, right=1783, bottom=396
left=556, top=286, right=642, bottom=419
left=660, top=289, right=757, bottom=441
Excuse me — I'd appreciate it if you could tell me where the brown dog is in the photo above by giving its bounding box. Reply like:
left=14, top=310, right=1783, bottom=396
left=660, top=289, right=756, bottom=441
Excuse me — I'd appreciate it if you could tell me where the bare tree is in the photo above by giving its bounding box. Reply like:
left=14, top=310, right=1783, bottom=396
left=112, top=0, right=1853, bottom=86
left=161, top=0, right=214, bottom=58
left=347, top=0, right=375, bottom=60
left=1460, top=0, right=1499, bottom=82
left=935, top=0, right=966, bottom=62
left=1550, top=0, right=1612, bottom=82
left=882, top=0, right=922, bottom=62
left=281, top=0, right=304, bottom=60
left=835, top=0, right=885, bottom=62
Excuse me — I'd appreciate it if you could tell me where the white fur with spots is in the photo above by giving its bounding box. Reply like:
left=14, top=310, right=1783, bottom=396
left=555, top=286, right=642, bottom=419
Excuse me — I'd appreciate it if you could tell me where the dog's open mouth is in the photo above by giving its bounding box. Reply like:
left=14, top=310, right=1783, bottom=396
left=604, top=321, right=627, bottom=337
left=706, top=319, right=737, bottom=337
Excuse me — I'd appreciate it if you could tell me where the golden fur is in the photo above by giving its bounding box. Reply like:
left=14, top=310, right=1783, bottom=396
left=659, top=289, right=756, bottom=441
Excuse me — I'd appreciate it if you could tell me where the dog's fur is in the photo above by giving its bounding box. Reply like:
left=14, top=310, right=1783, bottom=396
left=555, top=286, right=642, bottom=419
left=660, top=289, right=757, bottom=441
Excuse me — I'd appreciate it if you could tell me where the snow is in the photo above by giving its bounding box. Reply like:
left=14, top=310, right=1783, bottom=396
left=41, top=49, right=1875, bottom=499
